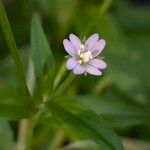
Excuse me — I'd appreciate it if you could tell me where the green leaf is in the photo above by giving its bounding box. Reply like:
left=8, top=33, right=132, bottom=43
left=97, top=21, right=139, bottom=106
left=0, top=119, right=14, bottom=150
left=67, top=95, right=150, bottom=128
left=0, top=47, right=30, bottom=87
left=31, top=14, right=55, bottom=98
left=45, top=100, right=123, bottom=150
left=0, top=1, right=28, bottom=88
left=0, top=86, right=36, bottom=120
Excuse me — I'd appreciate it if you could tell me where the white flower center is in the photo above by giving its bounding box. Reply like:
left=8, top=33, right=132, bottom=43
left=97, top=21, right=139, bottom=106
left=77, top=44, right=93, bottom=64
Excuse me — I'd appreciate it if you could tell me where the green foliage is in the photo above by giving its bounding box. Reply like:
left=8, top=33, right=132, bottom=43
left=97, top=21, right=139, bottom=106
left=0, top=0, right=28, bottom=88
left=66, top=95, right=150, bottom=128
left=0, top=0, right=150, bottom=149
left=0, top=1, right=35, bottom=120
left=0, top=86, right=36, bottom=119
left=0, top=119, right=14, bottom=150
left=46, top=99, right=123, bottom=150
left=31, top=14, right=55, bottom=100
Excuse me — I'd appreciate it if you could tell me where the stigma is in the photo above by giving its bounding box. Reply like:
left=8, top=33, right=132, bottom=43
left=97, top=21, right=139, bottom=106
left=78, top=49, right=93, bottom=64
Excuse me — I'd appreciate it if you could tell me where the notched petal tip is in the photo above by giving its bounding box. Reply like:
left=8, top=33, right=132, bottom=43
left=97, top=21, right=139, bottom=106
left=69, top=33, right=81, bottom=50
left=91, top=39, right=106, bottom=57
left=69, top=33, right=77, bottom=37
left=94, top=33, right=99, bottom=36
left=63, top=39, right=69, bottom=48
left=85, top=33, right=99, bottom=50
left=63, top=39, right=76, bottom=56
left=63, top=39, right=67, bottom=44
left=100, top=39, right=106, bottom=47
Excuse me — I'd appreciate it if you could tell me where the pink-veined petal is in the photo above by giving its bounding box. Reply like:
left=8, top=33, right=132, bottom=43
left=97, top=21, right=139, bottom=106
left=69, top=34, right=81, bottom=50
left=91, top=39, right=106, bottom=57
left=73, top=65, right=85, bottom=75
left=89, top=59, right=107, bottom=69
left=66, top=58, right=77, bottom=70
left=63, top=39, right=77, bottom=56
left=85, top=33, right=99, bottom=50
left=85, top=65, right=102, bottom=76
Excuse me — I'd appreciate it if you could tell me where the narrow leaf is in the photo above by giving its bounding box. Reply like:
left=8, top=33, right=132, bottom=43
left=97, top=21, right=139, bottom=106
left=67, top=95, right=150, bottom=128
left=45, top=100, right=123, bottom=150
left=31, top=14, right=55, bottom=98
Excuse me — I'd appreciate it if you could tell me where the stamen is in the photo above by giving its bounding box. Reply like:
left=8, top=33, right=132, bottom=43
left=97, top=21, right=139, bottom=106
left=78, top=50, right=93, bottom=64
left=78, top=60, right=82, bottom=64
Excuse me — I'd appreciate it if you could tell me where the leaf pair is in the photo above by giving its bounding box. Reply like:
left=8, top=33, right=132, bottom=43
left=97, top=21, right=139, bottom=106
left=0, top=2, right=54, bottom=119
left=45, top=98, right=124, bottom=150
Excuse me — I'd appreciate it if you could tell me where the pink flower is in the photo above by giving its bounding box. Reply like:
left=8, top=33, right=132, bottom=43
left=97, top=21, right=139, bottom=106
left=63, top=33, right=107, bottom=76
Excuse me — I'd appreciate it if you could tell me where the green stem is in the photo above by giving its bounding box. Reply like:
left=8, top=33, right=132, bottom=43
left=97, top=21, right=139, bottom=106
left=99, top=0, right=112, bottom=16
left=26, top=110, right=43, bottom=150
left=55, top=72, right=75, bottom=95
left=53, top=61, right=67, bottom=90
left=15, top=119, right=29, bottom=150
left=16, top=111, right=42, bottom=150
left=0, top=1, right=27, bottom=86
left=83, top=0, right=112, bottom=35
left=48, top=130, right=65, bottom=150
left=91, top=75, right=111, bottom=95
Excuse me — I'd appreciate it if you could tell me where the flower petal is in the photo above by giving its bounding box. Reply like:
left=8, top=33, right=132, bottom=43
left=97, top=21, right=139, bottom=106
left=66, top=58, right=77, bottom=70
left=85, top=65, right=102, bottom=76
left=89, top=59, right=107, bottom=69
left=85, top=33, right=99, bottom=50
left=73, top=65, right=85, bottom=75
left=63, top=39, right=77, bottom=56
left=91, top=39, right=106, bottom=57
left=69, top=34, right=81, bottom=50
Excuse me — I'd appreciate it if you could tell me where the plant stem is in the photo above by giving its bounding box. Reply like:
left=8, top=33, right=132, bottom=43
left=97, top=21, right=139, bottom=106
left=48, top=130, right=65, bottom=150
left=16, top=111, right=42, bottom=150
left=0, top=0, right=27, bottom=86
left=53, top=61, right=67, bottom=90
left=91, top=75, right=111, bottom=95
left=15, top=120, right=29, bottom=150
left=55, top=72, right=75, bottom=95
left=83, top=0, right=112, bottom=35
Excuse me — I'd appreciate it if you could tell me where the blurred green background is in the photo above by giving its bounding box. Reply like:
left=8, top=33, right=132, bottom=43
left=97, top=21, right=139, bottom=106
left=0, top=0, right=150, bottom=150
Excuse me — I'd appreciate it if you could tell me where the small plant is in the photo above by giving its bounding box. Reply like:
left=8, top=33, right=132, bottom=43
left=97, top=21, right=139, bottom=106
left=0, top=0, right=149, bottom=150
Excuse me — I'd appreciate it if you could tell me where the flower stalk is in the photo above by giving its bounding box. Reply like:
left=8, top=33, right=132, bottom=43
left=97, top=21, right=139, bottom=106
left=55, top=72, right=75, bottom=95
left=53, top=61, right=67, bottom=90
